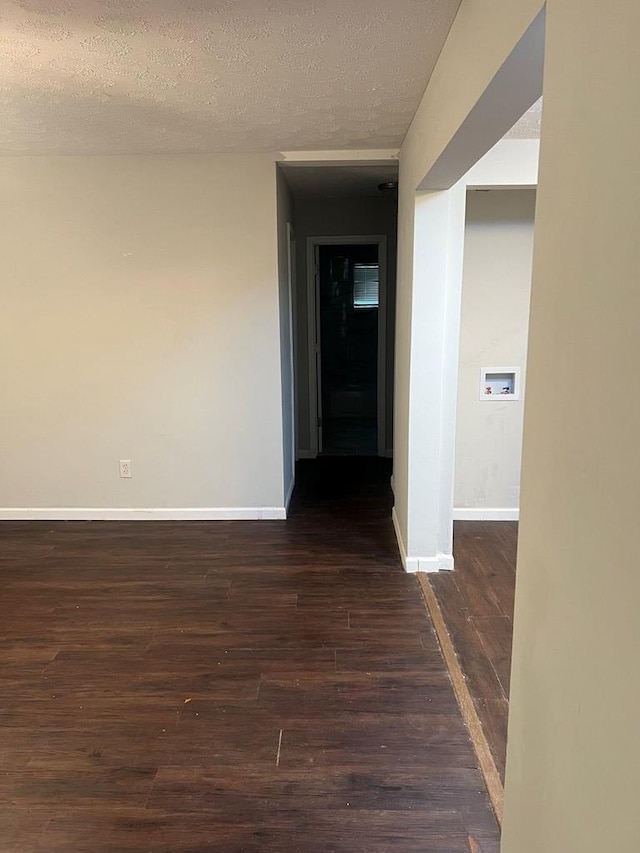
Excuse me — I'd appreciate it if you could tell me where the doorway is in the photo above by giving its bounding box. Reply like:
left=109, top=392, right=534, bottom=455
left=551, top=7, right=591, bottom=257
left=307, top=236, right=387, bottom=457
left=277, top=161, right=399, bottom=462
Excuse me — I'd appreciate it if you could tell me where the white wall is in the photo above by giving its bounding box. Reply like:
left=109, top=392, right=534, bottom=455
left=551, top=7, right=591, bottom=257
left=292, top=195, right=397, bottom=455
left=394, top=0, right=543, bottom=569
left=395, top=141, right=539, bottom=568
left=454, top=188, right=535, bottom=515
left=0, top=154, right=286, bottom=517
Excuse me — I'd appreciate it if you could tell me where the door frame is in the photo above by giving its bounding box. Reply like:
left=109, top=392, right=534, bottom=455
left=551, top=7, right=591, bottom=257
left=284, top=222, right=297, bottom=508
left=306, top=235, right=388, bottom=457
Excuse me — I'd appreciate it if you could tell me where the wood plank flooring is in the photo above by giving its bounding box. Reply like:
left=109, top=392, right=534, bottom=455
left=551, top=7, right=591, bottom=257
left=0, top=459, right=500, bottom=852
left=428, top=521, right=517, bottom=782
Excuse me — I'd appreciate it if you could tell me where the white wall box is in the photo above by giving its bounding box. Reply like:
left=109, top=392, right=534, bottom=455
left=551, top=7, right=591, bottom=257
left=480, top=367, right=521, bottom=400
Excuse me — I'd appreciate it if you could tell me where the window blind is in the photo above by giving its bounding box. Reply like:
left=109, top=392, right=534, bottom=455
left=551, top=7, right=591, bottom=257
left=353, top=264, right=379, bottom=308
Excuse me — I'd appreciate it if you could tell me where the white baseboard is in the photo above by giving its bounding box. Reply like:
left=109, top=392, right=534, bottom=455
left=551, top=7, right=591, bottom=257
left=296, top=449, right=316, bottom=460
left=409, top=553, right=455, bottom=573
left=284, top=476, right=295, bottom=515
left=391, top=506, right=454, bottom=573
left=391, top=505, right=407, bottom=566
left=453, top=507, right=519, bottom=521
left=0, top=507, right=287, bottom=521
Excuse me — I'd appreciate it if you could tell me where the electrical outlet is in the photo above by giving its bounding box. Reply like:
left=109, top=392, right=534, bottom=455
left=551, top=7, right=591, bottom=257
left=119, top=459, right=132, bottom=478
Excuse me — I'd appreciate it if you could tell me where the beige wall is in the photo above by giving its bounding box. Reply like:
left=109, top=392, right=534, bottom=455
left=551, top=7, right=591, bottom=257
left=455, top=189, right=535, bottom=511
left=0, top=154, right=285, bottom=513
left=396, top=0, right=640, bottom=844
left=503, top=1, right=640, bottom=850
left=395, top=0, right=543, bottom=553
left=292, top=195, right=397, bottom=455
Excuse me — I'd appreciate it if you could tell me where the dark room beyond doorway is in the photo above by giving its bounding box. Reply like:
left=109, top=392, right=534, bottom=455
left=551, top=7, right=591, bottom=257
left=318, top=243, right=379, bottom=456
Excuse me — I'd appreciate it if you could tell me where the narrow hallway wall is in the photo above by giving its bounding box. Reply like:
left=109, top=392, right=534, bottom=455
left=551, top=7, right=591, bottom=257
left=454, top=188, right=535, bottom=515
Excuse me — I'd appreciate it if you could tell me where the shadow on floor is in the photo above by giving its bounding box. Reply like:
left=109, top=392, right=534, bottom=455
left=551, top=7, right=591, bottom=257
left=290, top=456, right=393, bottom=506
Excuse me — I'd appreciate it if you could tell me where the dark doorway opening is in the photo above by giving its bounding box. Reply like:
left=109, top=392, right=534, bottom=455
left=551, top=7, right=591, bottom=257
left=318, top=243, right=379, bottom=456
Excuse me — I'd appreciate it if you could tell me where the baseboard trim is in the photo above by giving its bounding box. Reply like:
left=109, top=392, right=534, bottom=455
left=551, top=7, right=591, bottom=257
left=410, top=553, right=455, bottom=573
left=284, top=476, right=295, bottom=515
left=296, top=450, right=316, bottom=460
left=391, top=506, right=408, bottom=567
left=391, top=507, right=454, bottom=573
left=0, top=507, right=288, bottom=521
left=453, top=507, right=519, bottom=521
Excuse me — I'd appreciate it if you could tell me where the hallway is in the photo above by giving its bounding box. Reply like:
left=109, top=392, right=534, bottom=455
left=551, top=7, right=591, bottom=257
left=0, top=461, right=499, bottom=852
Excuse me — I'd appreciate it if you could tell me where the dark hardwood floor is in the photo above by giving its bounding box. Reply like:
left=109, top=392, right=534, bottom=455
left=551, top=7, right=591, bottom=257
left=429, top=521, right=517, bottom=782
left=0, top=459, right=499, bottom=852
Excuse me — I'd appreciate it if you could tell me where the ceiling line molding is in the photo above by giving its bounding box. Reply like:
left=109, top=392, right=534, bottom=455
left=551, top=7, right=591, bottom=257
left=278, top=149, right=400, bottom=166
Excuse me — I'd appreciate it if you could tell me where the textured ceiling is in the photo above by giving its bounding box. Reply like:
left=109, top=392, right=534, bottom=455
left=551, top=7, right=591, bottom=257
left=0, top=0, right=462, bottom=155
left=505, top=97, right=543, bottom=139
left=282, top=163, right=398, bottom=198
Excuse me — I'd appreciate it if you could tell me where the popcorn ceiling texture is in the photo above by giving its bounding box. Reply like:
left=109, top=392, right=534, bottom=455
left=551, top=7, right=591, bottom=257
left=0, top=0, right=462, bottom=155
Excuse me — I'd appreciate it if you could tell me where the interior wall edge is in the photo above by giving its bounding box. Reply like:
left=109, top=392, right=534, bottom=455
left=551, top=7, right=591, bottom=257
left=392, top=507, right=454, bottom=573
